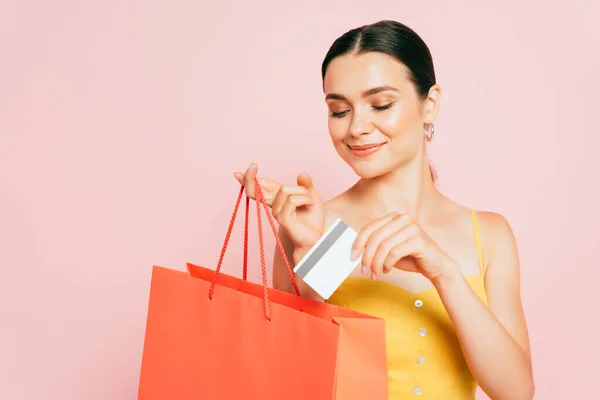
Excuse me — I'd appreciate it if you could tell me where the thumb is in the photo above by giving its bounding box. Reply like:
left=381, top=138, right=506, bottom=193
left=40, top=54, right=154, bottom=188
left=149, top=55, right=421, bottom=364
left=296, top=172, right=313, bottom=189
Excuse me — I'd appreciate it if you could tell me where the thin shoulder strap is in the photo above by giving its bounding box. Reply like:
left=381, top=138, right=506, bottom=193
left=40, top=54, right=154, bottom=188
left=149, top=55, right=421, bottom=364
left=470, top=209, right=485, bottom=276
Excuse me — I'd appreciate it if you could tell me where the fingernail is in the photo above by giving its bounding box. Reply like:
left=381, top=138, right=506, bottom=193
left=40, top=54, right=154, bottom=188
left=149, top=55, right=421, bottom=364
left=361, top=264, right=367, bottom=275
left=371, top=272, right=377, bottom=280
left=350, top=249, right=357, bottom=260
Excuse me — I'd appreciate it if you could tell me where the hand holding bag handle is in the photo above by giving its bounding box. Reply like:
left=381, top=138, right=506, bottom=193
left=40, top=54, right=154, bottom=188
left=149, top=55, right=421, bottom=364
left=207, top=181, right=301, bottom=320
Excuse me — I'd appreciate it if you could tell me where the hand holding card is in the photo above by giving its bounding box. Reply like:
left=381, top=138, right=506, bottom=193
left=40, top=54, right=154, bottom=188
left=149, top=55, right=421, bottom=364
left=350, top=211, right=460, bottom=282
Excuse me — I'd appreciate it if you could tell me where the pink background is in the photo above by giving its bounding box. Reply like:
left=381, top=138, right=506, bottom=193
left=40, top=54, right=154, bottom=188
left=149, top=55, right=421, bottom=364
left=1, top=1, right=598, bottom=399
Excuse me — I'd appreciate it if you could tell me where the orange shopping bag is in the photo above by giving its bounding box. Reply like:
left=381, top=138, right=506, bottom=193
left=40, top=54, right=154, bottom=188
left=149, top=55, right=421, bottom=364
left=137, top=182, right=388, bottom=400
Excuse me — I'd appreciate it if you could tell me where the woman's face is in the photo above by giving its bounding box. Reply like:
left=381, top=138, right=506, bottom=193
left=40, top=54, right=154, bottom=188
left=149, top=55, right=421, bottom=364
left=323, top=51, right=438, bottom=179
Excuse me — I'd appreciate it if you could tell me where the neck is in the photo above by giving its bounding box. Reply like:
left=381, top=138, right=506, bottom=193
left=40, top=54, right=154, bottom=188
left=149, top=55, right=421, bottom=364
left=351, top=156, right=440, bottom=220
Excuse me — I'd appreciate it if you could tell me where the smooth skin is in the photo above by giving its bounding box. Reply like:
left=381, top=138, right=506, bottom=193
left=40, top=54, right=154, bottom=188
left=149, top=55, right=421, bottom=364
left=234, top=52, right=534, bottom=400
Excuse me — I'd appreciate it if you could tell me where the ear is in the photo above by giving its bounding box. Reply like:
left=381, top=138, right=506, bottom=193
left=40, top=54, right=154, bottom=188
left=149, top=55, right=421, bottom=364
left=423, top=84, right=441, bottom=124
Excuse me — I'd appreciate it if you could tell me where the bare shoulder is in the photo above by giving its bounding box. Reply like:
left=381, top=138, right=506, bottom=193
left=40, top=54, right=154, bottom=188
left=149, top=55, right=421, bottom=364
left=475, top=210, right=520, bottom=275
left=477, top=211, right=517, bottom=245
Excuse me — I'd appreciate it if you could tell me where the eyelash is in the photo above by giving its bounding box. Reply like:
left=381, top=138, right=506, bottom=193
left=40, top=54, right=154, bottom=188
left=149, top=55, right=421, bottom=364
left=330, top=102, right=395, bottom=118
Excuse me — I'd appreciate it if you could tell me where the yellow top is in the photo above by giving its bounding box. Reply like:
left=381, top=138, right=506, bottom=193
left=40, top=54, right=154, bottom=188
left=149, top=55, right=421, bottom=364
left=326, top=210, right=487, bottom=399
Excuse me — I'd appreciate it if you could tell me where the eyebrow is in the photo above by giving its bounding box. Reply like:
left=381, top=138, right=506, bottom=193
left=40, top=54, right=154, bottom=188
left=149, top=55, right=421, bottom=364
left=325, top=85, right=399, bottom=101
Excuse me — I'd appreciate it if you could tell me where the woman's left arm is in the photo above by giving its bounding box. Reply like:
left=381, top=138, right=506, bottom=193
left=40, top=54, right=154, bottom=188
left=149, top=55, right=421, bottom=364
left=433, top=212, right=534, bottom=400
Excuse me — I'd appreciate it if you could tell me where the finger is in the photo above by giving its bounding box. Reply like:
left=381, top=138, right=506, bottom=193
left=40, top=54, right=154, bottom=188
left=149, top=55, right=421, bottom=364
left=362, top=214, right=413, bottom=277
left=375, top=224, right=420, bottom=274
left=297, top=173, right=313, bottom=189
left=253, top=176, right=281, bottom=193
left=352, top=213, right=399, bottom=261
left=234, top=172, right=244, bottom=185
left=382, top=237, right=422, bottom=273
left=280, top=184, right=310, bottom=195
left=354, top=213, right=409, bottom=265
left=256, top=178, right=285, bottom=205
left=272, top=185, right=307, bottom=215
left=277, top=194, right=315, bottom=225
left=361, top=219, right=402, bottom=277
left=239, top=162, right=258, bottom=198
left=236, top=167, right=283, bottom=205
left=245, top=162, right=258, bottom=181
left=271, top=185, right=310, bottom=216
left=271, top=190, right=289, bottom=218
left=371, top=236, right=398, bottom=276
left=298, top=173, right=324, bottom=207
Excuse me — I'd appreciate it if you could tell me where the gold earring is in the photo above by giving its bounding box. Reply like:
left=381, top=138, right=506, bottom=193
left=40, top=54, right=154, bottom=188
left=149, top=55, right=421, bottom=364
left=424, top=123, right=435, bottom=141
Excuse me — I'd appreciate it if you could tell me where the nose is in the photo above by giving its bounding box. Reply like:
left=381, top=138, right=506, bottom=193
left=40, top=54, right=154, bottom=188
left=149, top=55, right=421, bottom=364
left=348, top=109, right=373, bottom=137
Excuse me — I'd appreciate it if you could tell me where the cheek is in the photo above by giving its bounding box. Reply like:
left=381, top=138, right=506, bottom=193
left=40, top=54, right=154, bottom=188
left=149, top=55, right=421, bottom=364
left=377, top=103, right=421, bottom=139
left=327, top=119, right=348, bottom=143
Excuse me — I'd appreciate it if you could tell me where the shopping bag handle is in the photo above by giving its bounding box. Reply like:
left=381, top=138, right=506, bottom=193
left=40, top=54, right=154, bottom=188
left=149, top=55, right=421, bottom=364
left=208, top=179, right=301, bottom=321
left=253, top=180, right=301, bottom=296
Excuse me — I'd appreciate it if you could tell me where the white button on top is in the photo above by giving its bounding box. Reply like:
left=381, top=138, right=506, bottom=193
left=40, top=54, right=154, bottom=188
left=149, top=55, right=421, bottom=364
left=414, top=299, right=423, bottom=308
left=419, top=328, right=427, bottom=336
left=413, top=386, right=422, bottom=395
left=417, top=356, right=426, bottom=364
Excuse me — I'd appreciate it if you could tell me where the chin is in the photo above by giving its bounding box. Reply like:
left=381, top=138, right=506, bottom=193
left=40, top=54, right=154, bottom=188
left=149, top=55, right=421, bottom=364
left=347, top=160, right=392, bottom=179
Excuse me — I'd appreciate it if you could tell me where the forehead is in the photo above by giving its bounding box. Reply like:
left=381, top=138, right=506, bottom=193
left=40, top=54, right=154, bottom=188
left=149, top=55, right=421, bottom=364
left=323, top=52, right=411, bottom=96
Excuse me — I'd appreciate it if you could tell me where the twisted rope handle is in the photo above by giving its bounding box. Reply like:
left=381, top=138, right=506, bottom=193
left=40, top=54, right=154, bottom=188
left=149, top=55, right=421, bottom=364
left=208, top=186, right=247, bottom=300
left=208, top=180, right=301, bottom=320
left=253, top=180, right=301, bottom=297
left=243, top=195, right=249, bottom=281
left=254, top=184, right=272, bottom=320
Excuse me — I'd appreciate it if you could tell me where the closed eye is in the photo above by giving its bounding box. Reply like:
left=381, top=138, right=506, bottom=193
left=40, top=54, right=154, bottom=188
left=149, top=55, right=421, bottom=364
left=372, top=102, right=395, bottom=112
left=330, top=102, right=395, bottom=118
left=331, top=110, right=349, bottom=118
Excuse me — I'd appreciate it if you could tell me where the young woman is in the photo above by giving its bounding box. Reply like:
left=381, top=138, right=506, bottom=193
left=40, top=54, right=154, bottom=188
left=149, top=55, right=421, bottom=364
left=234, top=20, right=534, bottom=400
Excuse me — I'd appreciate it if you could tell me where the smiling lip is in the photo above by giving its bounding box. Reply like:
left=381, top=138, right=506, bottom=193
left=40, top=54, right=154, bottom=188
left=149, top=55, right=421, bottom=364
left=347, top=143, right=386, bottom=158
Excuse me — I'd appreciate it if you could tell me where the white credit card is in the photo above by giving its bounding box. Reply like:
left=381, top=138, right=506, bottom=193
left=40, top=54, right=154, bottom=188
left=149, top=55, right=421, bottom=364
left=293, top=218, right=362, bottom=300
